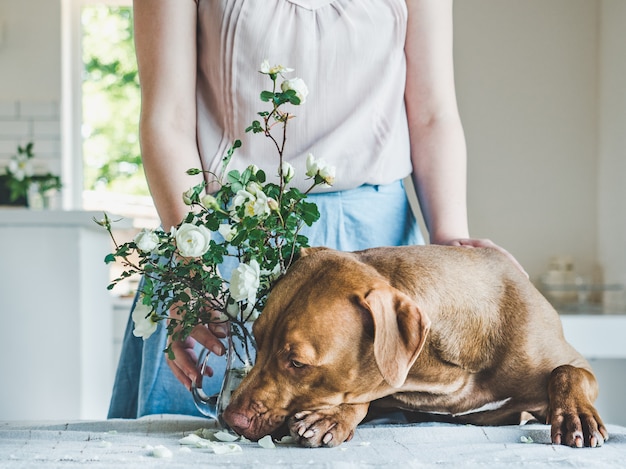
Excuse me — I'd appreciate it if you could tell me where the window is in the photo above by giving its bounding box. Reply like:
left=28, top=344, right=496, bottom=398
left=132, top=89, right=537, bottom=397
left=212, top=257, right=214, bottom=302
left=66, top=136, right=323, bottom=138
left=61, top=0, right=157, bottom=227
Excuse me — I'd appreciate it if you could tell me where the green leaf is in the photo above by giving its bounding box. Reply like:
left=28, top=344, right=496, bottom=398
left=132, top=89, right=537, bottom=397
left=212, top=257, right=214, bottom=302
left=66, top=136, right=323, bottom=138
left=227, top=170, right=241, bottom=185
left=104, top=253, right=116, bottom=264
left=260, top=90, right=274, bottom=102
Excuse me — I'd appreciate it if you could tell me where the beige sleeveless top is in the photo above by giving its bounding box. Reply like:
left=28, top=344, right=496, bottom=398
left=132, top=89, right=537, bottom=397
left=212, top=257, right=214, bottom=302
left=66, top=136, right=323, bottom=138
left=196, top=0, right=412, bottom=193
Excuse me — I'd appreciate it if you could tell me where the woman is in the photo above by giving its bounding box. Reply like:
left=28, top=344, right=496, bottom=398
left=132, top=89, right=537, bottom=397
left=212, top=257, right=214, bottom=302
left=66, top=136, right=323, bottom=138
left=109, top=0, right=524, bottom=418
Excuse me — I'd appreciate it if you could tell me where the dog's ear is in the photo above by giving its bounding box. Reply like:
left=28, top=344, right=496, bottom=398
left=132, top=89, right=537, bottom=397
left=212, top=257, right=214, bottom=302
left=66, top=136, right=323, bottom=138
left=359, top=286, right=431, bottom=388
left=299, top=246, right=330, bottom=257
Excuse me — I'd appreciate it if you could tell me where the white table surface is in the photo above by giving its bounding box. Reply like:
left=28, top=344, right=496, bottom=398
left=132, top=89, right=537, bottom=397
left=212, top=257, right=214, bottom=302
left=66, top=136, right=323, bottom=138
left=1, top=415, right=625, bottom=468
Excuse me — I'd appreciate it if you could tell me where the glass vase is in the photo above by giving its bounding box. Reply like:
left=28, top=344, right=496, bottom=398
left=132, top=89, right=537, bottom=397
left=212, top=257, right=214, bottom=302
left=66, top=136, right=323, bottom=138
left=191, top=320, right=256, bottom=426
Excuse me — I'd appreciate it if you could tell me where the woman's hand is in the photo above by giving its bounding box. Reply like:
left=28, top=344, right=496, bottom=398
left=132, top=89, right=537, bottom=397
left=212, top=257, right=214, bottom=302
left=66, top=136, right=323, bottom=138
left=166, top=319, right=228, bottom=391
left=439, top=237, right=528, bottom=278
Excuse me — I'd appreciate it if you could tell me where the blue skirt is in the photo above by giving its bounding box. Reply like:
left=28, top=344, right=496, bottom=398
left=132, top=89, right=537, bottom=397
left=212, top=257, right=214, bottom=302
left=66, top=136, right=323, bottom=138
left=108, top=179, right=423, bottom=418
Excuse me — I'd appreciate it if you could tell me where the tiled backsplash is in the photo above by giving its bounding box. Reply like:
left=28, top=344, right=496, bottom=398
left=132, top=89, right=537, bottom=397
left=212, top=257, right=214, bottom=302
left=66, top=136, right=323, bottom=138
left=0, top=100, right=61, bottom=175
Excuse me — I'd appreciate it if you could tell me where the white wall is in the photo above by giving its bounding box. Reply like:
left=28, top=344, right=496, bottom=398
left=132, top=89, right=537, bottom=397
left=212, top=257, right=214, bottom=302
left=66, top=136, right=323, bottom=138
left=454, top=0, right=599, bottom=281
left=598, top=0, right=626, bottom=289
left=0, top=0, right=61, bottom=100
left=0, top=1, right=62, bottom=171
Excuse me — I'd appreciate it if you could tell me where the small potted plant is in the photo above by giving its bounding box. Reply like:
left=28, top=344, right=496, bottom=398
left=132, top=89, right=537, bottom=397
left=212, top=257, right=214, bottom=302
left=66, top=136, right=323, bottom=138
left=0, top=142, right=62, bottom=208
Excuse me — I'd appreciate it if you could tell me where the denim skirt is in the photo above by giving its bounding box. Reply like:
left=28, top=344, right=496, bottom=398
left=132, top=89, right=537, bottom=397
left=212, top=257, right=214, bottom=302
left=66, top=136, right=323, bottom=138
left=107, top=179, right=423, bottom=418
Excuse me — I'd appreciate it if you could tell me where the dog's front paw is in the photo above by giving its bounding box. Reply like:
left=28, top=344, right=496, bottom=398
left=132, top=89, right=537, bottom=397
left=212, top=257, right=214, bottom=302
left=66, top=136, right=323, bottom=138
left=549, top=401, right=608, bottom=448
left=288, top=403, right=368, bottom=448
left=548, top=366, right=609, bottom=448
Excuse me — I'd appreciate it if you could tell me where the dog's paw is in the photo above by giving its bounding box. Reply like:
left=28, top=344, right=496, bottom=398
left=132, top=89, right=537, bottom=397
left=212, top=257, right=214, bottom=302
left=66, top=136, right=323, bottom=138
left=547, top=365, right=609, bottom=448
left=548, top=402, right=609, bottom=448
left=288, top=406, right=364, bottom=448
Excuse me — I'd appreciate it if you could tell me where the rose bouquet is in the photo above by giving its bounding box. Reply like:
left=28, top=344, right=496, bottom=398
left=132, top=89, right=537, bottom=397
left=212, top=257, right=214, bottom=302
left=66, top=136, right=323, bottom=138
left=98, top=62, right=335, bottom=373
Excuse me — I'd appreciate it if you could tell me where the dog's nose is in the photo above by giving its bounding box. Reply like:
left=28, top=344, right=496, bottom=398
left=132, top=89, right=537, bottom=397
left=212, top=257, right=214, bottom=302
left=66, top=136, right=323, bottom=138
left=222, top=408, right=251, bottom=434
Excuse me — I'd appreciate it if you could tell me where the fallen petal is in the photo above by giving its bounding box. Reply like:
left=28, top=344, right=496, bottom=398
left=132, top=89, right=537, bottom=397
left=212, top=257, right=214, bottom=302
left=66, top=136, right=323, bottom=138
left=258, top=435, right=276, bottom=449
left=152, top=445, right=173, bottom=458
left=214, top=431, right=240, bottom=442
left=212, top=443, right=243, bottom=455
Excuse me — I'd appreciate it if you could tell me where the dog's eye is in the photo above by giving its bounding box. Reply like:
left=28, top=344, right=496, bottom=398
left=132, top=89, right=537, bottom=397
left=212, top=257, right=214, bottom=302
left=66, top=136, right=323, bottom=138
left=290, top=359, right=305, bottom=369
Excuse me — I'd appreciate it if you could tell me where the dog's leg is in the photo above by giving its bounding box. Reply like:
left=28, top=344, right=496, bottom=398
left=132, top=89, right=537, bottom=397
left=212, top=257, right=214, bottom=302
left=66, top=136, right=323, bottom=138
left=547, top=364, right=609, bottom=447
left=288, top=402, right=370, bottom=448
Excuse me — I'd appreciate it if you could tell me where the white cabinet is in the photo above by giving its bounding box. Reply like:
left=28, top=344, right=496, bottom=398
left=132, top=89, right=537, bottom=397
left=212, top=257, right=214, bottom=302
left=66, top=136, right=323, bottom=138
left=560, top=314, right=626, bottom=426
left=561, top=314, right=626, bottom=359
left=0, top=209, right=130, bottom=420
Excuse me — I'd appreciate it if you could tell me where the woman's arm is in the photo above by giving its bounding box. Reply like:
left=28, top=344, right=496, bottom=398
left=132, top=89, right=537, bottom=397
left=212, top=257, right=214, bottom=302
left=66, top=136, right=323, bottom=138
left=405, top=0, right=468, bottom=245
left=134, top=0, right=226, bottom=389
left=134, top=0, right=203, bottom=232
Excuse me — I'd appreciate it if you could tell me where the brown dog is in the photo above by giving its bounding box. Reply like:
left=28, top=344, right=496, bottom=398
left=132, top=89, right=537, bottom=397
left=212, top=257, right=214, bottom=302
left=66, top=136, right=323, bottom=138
left=222, top=246, right=608, bottom=448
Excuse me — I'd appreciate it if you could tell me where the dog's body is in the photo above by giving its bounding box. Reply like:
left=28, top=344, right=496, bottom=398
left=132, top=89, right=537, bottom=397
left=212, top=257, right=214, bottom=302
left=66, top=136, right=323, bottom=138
left=223, top=246, right=608, bottom=448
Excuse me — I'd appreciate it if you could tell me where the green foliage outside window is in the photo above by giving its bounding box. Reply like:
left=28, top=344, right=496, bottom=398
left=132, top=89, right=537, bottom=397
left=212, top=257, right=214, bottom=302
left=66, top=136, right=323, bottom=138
left=82, top=5, right=147, bottom=196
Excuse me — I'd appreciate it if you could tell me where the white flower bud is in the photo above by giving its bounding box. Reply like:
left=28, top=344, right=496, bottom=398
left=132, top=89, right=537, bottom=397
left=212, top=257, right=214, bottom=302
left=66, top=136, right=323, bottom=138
left=280, top=162, right=295, bottom=183
left=182, top=188, right=195, bottom=205
left=201, top=194, right=220, bottom=210
left=281, top=77, right=308, bottom=104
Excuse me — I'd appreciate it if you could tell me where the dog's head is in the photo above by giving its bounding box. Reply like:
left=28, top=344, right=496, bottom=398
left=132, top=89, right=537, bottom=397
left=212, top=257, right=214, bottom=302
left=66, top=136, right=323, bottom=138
left=222, top=247, right=431, bottom=440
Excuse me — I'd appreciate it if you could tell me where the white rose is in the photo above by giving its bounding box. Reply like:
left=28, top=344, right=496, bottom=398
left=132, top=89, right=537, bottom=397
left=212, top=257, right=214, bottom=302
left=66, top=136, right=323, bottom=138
left=175, top=223, right=212, bottom=258
left=132, top=301, right=157, bottom=340
left=134, top=228, right=160, bottom=253
left=318, top=163, right=336, bottom=186
left=306, top=153, right=336, bottom=186
left=218, top=223, right=237, bottom=242
left=230, top=260, right=261, bottom=306
left=260, top=59, right=271, bottom=74
left=280, top=162, right=295, bottom=184
left=246, top=191, right=271, bottom=218
left=281, top=77, right=308, bottom=104
left=8, top=154, right=33, bottom=181
left=233, top=185, right=271, bottom=219
left=232, top=189, right=254, bottom=209
left=260, top=59, right=294, bottom=76
left=246, top=181, right=263, bottom=195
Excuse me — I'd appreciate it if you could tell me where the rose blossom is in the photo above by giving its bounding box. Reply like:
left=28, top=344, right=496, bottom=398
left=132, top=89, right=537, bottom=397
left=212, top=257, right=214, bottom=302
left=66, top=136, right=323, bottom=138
left=218, top=223, right=237, bottom=242
left=174, top=223, right=212, bottom=258
left=230, top=259, right=261, bottom=310
left=305, top=153, right=336, bottom=186
left=132, top=300, right=157, bottom=339
left=8, top=154, right=33, bottom=181
left=260, top=59, right=294, bottom=76
left=134, top=228, right=160, bottom=253
left=281, top=77, right=308, bottom=104
left=232, top=186, right=272, bottom=219
left=245, top=190, right=272, bottom=218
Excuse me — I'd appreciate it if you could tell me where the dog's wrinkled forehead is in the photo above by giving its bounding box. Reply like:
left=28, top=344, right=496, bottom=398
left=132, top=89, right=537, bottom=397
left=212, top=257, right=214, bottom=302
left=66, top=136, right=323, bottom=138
left=254, top=248, right=377, bottom=340
left=284, top=248, right=376, bottom=298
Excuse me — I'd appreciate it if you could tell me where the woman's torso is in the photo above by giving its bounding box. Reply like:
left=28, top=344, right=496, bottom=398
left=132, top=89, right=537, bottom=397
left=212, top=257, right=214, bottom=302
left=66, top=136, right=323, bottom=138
left=195, top=0, right=412, bottom=193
